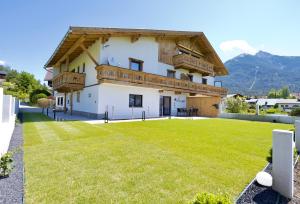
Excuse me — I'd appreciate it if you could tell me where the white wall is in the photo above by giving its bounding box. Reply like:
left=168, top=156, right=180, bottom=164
left=70, top=85, right=100, bottom=114
left=99, top=36, right=214, bottom=85
left=68, top=40, right=100, bottom=86
left=98, top=83, right=160, bottom=119
left=0, top=90, right=16, bottom=156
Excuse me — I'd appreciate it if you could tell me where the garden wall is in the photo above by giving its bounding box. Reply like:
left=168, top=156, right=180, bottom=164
left=0, top=88, right=17, bottom=156
left=219, top=112, right=298, bottom=124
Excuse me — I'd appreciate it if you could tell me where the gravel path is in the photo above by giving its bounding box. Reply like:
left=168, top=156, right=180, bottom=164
left=0, top=124, right=24, bottom=204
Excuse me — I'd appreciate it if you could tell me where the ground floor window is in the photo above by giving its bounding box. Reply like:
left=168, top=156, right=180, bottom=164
left=129, top=94, right=143, bottom=107
left=57, top=97, right=64, bottom=106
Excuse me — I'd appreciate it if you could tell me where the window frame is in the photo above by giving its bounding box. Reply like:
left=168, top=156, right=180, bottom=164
left=167, top=69, right=176, bottom=78
left=129, top=58, right=143, bottom=71
left=82, top=62, right=85, bottom=73
left=129, top=94, right=143, bottom=108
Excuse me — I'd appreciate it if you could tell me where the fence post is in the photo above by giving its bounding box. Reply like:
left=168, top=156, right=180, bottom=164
left=104, top=111, right=108, bottom=123
left=296, top=120, right=300, bottom=151
left=142, top=111, right=145, bottom=121
left=53, top=109, right=56, bottom=120
left=272, top=129, right=294, bottom=199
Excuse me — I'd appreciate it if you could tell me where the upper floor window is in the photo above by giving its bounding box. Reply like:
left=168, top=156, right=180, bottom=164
left=77, top=66, right=80, bottom=73
left=202, top=78, right=207, bottom=84
left=82, top=63, right=85, bottom=73
left=167, top=70, right=176, bottom=78
left=129, top=58, right=143, bottom=71
left=129, top=94, right=143, bottom=107
left=187, top=74, right=193, bottom=82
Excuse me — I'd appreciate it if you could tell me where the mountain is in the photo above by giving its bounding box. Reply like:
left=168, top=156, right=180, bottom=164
left=217, top=51, right=300, bottom=95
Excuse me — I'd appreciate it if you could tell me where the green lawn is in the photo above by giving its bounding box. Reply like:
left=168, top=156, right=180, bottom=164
left=23, top=113, right=292, bottom=203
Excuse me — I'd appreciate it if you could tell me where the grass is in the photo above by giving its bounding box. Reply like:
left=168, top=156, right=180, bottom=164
left=23, top=113, right=292, bottom=203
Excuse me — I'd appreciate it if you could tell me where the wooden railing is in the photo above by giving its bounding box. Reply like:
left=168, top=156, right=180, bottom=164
left=173, top=54, right=214, bottom=75
left=96, top=65, right=227, bottom=96
left=52, top=72, right=86, bottom=92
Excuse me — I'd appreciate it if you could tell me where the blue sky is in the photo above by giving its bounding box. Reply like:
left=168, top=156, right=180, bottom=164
left=0, top=0, right=299, bottom=81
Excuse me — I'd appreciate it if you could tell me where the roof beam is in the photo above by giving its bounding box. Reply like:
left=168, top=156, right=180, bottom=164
left=131, top=34, right=141, bottom=43
left=102, top=35, right=110, bottom=44
left=55, top=35, right=86, bottom=67
left=80, top=44, right=99, bottom=66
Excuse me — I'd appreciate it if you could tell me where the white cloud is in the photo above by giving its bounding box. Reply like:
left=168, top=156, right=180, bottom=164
left=0, top=60, right=5, bottom=66
left=220, top=40, right=258, bottom=55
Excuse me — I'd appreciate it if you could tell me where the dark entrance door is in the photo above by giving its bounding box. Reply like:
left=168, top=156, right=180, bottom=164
left=161, top=96, right=171, bottom=116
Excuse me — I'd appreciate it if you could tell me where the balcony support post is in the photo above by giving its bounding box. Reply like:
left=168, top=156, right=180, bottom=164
left=70, top=90, right=73, bottom=115
left=64, top=92, right=67, bottom=114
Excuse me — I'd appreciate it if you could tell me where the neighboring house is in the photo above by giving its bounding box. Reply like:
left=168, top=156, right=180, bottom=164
left=44, top=27, right=228, bottom=119
left=226, top=93, right=243, bottom=99
left=246, top=98, right=300, bottom=112
left=0, top=71, right=7, bottom=85
left=276, top=99, right=300, bottom=112
left=44, top=68, right=53, bottom=88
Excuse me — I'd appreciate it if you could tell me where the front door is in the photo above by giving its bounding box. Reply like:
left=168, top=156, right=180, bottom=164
left=161, top=96, right=171, bottom=116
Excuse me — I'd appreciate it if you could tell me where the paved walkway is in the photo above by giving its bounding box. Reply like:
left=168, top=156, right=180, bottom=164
left=0, top=124, right=23, bottom=204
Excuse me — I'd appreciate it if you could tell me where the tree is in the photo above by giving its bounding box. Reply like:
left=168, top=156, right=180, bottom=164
left=281, top=86, right=290, bottom=99
left=225, top=97, right=248, bottom=113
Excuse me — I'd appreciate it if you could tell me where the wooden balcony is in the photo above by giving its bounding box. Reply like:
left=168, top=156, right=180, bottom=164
left=52, top=72, right=86, bottom=92
left=96, top=65, right=227, bottom=96
left=173, top=54, right=214, bottom=76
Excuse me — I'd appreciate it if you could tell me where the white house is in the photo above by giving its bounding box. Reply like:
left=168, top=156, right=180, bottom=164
left=44, top=27, right=228, bottom=119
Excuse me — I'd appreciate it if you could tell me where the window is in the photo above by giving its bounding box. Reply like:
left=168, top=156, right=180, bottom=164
left=129, top=94, right=143, bottom=107
left=187, top=74, right=193, bottom=82
left=202, top=78, right=207, bottom=84
left=57, top=97, right=64, bottom=106
left=129, top=58, right=143, bottom=71
left=82, top=62, right=85, bottom=73
left=76, top=92, right=80, bottom=103
left=167, top=70, right=176, bottom=78
left=77, top=66, right=80, bottom=73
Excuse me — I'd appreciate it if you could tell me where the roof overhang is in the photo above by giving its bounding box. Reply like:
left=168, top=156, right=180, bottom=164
left=44, top=27, right=228, bottom=76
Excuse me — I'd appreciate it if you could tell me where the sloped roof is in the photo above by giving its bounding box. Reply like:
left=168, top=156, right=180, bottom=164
left=44, top=27, right=228, bottom=75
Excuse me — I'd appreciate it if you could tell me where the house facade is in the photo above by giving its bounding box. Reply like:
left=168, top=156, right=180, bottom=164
left=44, top=27, right=228, bottom=119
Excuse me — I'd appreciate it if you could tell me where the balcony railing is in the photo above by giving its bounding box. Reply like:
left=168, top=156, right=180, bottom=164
left=96, top=65, right=227, bottom=96
left=173, top=54, right=214, bottom=75
left=52, top=72, right=86, bottom=92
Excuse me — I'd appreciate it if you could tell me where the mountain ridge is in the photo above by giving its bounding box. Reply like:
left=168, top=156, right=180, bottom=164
left=217, top=50, right=300, bottom=95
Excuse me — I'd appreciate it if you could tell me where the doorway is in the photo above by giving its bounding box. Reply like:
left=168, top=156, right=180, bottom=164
left=160, top=96, right=171, bottom=116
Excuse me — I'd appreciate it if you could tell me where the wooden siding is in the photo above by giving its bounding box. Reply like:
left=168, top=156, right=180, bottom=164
left=52, top=72, right=86, bottom=92
left=187, top=96, right=221, bottom=117
left=173, top=54, right=214, bottom=75
left=96, top=65, right=227, bottom=97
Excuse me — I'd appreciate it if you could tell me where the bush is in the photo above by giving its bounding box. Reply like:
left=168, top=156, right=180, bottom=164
left=37, top=98, right=54, bottom=109
left=190, top=192, right=231, bottom=204
left=225, top=97, right=248, bottom=113
left=31, top=93, right=47, bottom=104
left=29, top=89, right=51, bottom=104
left=266, top=108, right=276, bottom=114
left=290, top=108, right=300, bottom=116
left=0, top=152, right=13, bottom=177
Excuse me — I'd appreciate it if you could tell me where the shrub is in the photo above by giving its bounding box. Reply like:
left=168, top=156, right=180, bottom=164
left=290, top=108, right=300, bottom=116
left=266, top=108, right=276, bottom=114
left=225, top=97, right=248, bottom=113
left=31, top=93, right=47, bottom=104
left=29, top=89, right=51, bottom=104
left=190, top=192, right=231, bottom=204
left=0, top=152, right=13, bottom=177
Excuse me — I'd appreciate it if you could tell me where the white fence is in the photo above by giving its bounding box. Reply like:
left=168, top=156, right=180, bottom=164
left=0, top=87, right=18, bottom=156
left=219, top=112, right=297, bottom=124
